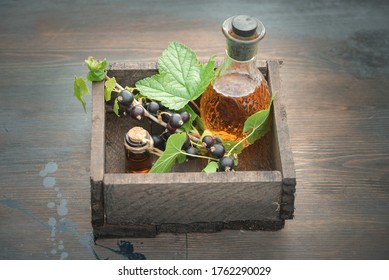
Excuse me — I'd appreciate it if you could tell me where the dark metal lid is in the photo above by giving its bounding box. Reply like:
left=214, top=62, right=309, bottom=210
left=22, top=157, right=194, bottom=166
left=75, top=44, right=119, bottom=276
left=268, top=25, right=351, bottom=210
left=232, top=15, right=258, bottom=37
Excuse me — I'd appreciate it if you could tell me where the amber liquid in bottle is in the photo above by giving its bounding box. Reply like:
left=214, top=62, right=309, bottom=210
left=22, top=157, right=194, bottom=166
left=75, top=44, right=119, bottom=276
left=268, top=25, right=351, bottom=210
left=124, top=127, right=153, bottom=173
left=125, top=149, right=152, bottom=173
left=200, top=73, right=271, bottom=142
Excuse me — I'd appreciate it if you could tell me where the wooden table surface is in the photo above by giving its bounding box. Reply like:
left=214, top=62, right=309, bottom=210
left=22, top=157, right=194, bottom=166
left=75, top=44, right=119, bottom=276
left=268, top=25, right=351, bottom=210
left=1, top=0, right=388, bottom=260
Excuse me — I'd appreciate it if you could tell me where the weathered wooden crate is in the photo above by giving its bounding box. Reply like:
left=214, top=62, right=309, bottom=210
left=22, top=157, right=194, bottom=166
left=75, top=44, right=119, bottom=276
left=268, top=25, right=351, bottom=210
left=90, top=60, right=296, bottom=238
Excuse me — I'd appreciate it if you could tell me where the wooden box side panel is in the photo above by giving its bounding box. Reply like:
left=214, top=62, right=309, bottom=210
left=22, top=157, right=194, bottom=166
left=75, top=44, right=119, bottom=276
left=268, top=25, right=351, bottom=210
left=108, top=60, right=268, bottom=86
left=268, top=61, right=296, bottom=219
left=103, top=171, right=282, bottom=225
left=90, top=81, right=105, bottom=227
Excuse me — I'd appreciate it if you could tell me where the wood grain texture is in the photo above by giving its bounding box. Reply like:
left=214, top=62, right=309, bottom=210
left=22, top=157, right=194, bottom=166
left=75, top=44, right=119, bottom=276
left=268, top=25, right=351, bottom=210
left=104, top=171, right=282, bottom=224
left=268, top=61, right=296, bottom=219
left=1, top=0, right=388, bottom=259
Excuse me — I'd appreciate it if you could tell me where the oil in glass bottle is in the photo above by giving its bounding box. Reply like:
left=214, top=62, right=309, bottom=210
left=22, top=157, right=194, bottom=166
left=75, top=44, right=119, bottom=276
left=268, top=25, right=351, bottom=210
left=200, top=15, right=271, bottom=142
left=124, top=126, right=153, bottom=173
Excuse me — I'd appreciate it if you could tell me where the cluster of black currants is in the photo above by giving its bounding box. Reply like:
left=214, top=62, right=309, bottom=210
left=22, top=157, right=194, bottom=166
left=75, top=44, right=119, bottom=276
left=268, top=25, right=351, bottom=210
left=181, top=134, right=235, bottom=172
left=147, top=101, right=191, bottom=152
left=116, top=89, right=144, bottom=118
left=201, top=135, right=235, bottom=172
left=117, top=89, right=234, bottom=172
left=117, top=89, right=191, bottom=150
left=117, top=89, right=190, bottom=127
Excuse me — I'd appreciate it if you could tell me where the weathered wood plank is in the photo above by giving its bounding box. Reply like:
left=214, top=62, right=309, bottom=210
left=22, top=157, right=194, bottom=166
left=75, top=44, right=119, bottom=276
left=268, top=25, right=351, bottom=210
left=103, top=171, right=282, bottom=225
left=268, top=60, right=296, bottom=219
left=90, top=81, right=106, bottom=227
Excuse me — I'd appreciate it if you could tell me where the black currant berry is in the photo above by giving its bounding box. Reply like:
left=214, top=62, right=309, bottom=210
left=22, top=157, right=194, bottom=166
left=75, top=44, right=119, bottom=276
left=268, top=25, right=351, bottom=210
left=166, top=122, right=177, bottom=133
left=161, top=111, right=172, bottom=123
left=219, top=156, right=235, bottom=172
left=168, top=113, right=184, bottom=129
left=185, top=146, right=198, bottom=160
left=214, top=137, right=222, bottom=144
left=152, top=134, right=166, bottom=151
left=125, top=104, right=134, bottom=115
left=202, top=135, right=214, bottom=148
left=130, top=105, right=144, bottom=120
left=180, top=111, right=190, bottom=123
left=147, top=101, right=160, bottom=115
left=210, top=143, right=225, bottom=158
left=117, top=90, right=134, bottom=106
left=182, top=134, right=191, bottom=150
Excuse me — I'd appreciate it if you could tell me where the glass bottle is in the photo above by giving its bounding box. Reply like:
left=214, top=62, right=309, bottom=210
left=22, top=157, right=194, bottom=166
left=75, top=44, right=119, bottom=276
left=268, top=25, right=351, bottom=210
left=124, top=126, right=153, bottom=173
left=200, top=15, right=271, bottom=142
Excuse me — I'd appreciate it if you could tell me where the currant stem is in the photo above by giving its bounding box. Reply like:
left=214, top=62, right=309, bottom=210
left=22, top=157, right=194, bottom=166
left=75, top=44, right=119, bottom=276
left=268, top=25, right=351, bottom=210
left=226, top=132, right=252, bottom=157
left=181, top=151, right=218, bottom=162
left=190, top=100, right=200, bottom=113
left=105, top=74, right=200, bottom=143
left=191, top=141, right=204, bottom=148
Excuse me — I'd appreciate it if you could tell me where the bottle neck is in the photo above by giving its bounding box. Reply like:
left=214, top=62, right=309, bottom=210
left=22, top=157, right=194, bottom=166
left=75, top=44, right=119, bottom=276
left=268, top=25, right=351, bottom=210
left=216, top=52, right=260, bottom=81
left=226, top=39, right=259, bottom=61
left=213, top=53, right=263, bottom=98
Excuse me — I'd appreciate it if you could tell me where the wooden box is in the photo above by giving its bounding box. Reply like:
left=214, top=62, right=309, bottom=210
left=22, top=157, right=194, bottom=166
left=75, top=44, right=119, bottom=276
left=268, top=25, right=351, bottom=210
left=90, top=60, right=296, bottom=238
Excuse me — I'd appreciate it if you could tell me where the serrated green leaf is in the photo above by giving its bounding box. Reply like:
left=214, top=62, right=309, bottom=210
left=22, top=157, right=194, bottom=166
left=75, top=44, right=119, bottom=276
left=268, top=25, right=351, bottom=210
left=194, top=58, right=216, bottom=97
left=85, top=56, right=108, bottom=82
left=202, top=161, right=219, bottom=173
left=113, top=98, right=119, bottom=117
left=136, top=74, right=189, bottom=110
left=149, top=133, right=187, bottom=173
left=73, top=77, right=89, bottom=112
left=135, top=42, right=215, bottom=110
left=243, top=99, right=272, bottom=144
left=85, top=56, right=108, bottom=72
left=104, top=77, right=116, bottom=102
left=86, top=70, right=105, bottom=82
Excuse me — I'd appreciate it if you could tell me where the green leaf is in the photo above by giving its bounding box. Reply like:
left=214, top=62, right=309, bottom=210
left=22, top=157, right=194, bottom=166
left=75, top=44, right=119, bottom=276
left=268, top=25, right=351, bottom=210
left=104, top=76, right=116, bottom=102
left=149, top=133, right=187, bottom=173
left=73, top=77, right=89, bottom=112
left=202, top=161, right=219, bottom=173
left=223, top=140, right=245, bottom=155
left=243, top=99, right=272, bottom=144
left=194, top=58, right=216, bottom=97
left=135, top=42, right=215, bottom=110
left=85, top=56, right=108, bottom=72
left=113, top=98, right=119, bottom=117
left=86, top=70, right=105, bottom=82
left=85, top=56, right=108, bottom=82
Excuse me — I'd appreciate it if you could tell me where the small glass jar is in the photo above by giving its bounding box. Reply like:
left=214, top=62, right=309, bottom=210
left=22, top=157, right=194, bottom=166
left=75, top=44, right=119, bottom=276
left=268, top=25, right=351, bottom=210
left=124, top=126, right=153, bottom=173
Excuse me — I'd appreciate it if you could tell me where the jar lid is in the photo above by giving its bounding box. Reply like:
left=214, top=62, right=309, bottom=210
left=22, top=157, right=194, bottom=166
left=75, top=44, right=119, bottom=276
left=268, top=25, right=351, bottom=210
left=231, top=15, right=258, bottom=38
left=127, top=126, right=147, bottom=143
left=222, top=15, right=266, bottom=61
